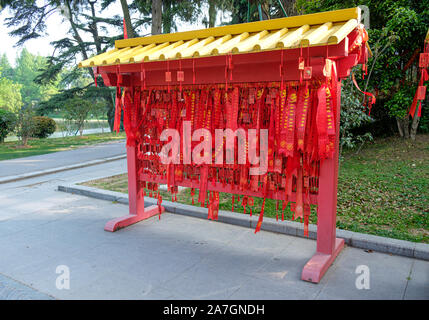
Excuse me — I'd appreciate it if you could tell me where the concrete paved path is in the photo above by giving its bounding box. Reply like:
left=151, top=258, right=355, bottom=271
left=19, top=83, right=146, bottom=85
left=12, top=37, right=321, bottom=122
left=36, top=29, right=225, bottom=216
left=0, top=140, right=125, bottom=178
left=0, top=160, right=427, bottom=300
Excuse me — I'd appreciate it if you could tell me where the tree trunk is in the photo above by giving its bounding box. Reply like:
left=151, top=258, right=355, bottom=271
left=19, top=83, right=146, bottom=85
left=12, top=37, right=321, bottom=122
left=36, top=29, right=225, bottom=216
left=396, top=116, right=410, bottom=139
left=410, top=115, right=420, bottom=141
left=208, top=0, right=216, bottom=27
left=152, top=0, right=162, bottom=35
left=403, top=115, right=410, bottom=139
left=120, top=0, right=135, bottom=38
left=65, top=0, right=94, bottom=80
left=88, top=0, right=102, bottom=52
left=411, top=93, right=429, bottom=140
left=396, top=118, right=404, bottom=137
left=22, top=136, right=28, bottom=146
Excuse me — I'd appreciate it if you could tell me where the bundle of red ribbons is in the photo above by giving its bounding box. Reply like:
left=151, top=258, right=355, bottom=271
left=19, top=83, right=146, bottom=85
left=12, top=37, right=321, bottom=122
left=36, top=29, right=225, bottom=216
left=409, top=39, right=429, bottom=118
left=114, top=79, right=338, bottom=236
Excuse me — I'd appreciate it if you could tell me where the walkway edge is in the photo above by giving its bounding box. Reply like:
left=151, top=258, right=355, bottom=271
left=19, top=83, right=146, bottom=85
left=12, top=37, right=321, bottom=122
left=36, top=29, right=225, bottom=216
left=0, top=155, right=126, bottom=184
left=57, top=183, right=429, bottom=261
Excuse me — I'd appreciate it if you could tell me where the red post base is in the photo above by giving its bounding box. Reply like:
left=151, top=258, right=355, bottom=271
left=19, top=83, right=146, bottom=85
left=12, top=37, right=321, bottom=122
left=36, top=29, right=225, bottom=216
left=301, top=238, right=344, bottom=283
left=104, top=205, right=165, bottom=232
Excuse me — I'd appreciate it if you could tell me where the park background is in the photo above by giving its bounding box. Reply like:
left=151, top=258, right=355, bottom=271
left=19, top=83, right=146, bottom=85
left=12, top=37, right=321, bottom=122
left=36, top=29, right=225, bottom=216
left=0, top=0, right=427, bottom=243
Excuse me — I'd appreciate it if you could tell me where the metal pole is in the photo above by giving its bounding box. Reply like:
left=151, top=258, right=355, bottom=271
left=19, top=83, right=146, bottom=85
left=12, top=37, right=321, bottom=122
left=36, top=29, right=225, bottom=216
left=276, top=0, right=288, bottom=17
left=258, top=4, right=263, bottom=21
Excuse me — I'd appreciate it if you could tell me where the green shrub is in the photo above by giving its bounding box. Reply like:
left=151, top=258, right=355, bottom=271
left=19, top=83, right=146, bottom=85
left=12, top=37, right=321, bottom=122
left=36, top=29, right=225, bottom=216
left=0, top=109, right=17, bottom=143
left=31, top=116, right=57, bottom=139
left=339, top=76, right=374, bottom=155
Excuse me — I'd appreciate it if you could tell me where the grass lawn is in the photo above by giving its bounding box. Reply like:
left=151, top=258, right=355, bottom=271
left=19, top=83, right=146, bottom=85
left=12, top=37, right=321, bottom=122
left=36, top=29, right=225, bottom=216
left=0, top=132, right=125, bottom=161
left=81, top=134, right=429, bottom=243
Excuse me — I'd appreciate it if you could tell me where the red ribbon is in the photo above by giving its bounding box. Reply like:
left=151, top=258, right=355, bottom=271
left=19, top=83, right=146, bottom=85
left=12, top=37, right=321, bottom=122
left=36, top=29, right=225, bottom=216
left=316, top=84, right=328, bottom=159
left=296, top=84, right=311, bottom=152
left=133, top=83, right=343, bottom=236
left=351, top=72, right=376, bottom=115
left=113, top=86, right=122, bottom=133
left=409, top=69, right=428, bottom=118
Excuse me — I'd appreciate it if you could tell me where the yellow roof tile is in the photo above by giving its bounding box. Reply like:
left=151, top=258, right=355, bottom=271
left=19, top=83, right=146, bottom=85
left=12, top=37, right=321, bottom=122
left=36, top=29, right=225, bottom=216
left=79, top=7, right=362, bottom=68
left=252, top=28, right=289, bottom=51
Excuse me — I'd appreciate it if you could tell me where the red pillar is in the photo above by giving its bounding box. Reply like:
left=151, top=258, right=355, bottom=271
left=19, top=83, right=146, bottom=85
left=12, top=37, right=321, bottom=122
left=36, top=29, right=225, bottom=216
left=126, top=145, right=140, bottom=215
left=301, top=81, right=344, bottom=283
left=104, top=87, right=164, bottom=232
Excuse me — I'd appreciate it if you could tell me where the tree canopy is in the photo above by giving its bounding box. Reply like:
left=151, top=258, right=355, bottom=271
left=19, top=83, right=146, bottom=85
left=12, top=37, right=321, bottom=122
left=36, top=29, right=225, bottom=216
left=1, top=0, right=428, bottom=139
left=296, top=0, right=429, bottom=138
left=0, top=69, right=23, bottom=113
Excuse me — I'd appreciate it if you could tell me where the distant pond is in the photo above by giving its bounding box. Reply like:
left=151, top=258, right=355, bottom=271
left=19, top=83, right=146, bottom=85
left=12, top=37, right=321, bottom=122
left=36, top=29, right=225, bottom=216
left=5, top=119, right=111, bottom=142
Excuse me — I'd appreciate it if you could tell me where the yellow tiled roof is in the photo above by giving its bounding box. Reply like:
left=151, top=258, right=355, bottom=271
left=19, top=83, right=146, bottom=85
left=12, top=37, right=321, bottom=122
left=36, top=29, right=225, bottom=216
left=79, top=7, right=361, bottom=68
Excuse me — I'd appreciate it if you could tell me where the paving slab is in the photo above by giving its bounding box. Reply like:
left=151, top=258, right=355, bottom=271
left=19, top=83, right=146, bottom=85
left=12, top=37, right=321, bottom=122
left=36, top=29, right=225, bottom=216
left=0, top=160, right=427, bottom=300
left=0, top=273, right=53, bottom=300
left=403, top=260, right=429, bottom=300
left=314, top=247, right=414, bottom=300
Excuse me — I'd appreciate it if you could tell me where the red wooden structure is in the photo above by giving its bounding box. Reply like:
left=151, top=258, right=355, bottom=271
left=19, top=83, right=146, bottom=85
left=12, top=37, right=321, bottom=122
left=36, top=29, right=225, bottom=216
left=80, top=7, right=370, bottom=283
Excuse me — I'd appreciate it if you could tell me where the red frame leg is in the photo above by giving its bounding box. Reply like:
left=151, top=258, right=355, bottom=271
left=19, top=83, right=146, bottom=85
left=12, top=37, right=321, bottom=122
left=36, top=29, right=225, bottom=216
left=301, top=238, right=344, bottom=283
left=301, top=81, right=344, bottom=283
left=105, top=145, right=164, bottom=232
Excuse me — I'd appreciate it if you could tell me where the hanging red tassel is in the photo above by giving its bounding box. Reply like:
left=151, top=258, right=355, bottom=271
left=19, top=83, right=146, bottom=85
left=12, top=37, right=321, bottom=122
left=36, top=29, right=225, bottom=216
left=248, top=197, right=254, bottom=217
left=294, top=164, right=304, bottom=220
left=255, top=198, right=266, bottom=234
left=213, top=191, right=220, bottom=220
left=191, top=188, right=195, bottom=205
left=409, top=69, right=428, bottom=118
left=113, top=86, right=122, bottom=133
left=255, top=175, right=268, bottom=233
left=296, top=84, right=311, bottom=151
left=207, top=191, right=214, bottom=220
left=303, top=204, right=310, bottom=237
left=198, top=166, right=208, bottom=206
left=316, top=84, right=330, bottom=159
left=276, top=200, right=279, bottom=221
left=242, top=196, right=247, bottom=214
left=157, top=192, right=162, bottom=220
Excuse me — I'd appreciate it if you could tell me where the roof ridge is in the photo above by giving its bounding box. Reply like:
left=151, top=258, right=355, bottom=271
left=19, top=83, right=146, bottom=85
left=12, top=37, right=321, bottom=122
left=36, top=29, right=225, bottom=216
left=114, top=7, right=360, bottom=49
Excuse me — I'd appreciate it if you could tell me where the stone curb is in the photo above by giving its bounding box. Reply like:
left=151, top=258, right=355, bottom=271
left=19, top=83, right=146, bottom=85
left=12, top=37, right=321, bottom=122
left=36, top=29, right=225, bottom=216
left=0, top=154, right=127, bottom=184
left=57, top=183, right=429, bottom=261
